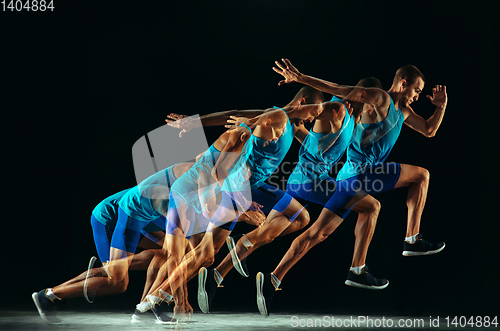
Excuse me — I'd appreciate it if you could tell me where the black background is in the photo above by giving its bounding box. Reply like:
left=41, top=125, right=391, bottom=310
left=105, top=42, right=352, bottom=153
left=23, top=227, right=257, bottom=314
left=2, top=0, right=498, bottom=318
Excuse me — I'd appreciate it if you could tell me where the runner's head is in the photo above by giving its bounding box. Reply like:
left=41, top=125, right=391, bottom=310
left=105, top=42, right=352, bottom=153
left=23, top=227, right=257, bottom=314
left=292, top=86, right=325, bottom=106
left=291, top=86, right=325, bottom=123
left=352, top=77, right=383, bottom=118
left=393, top=65, right=425, bottom=107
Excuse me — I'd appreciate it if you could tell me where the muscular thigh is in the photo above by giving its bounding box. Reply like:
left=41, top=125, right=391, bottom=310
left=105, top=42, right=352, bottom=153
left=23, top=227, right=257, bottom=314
left=305, top=208, right=343, bottom=239
left=394, top=164, right=427, bottom=188
left=351, top=194, right=379, bottom=213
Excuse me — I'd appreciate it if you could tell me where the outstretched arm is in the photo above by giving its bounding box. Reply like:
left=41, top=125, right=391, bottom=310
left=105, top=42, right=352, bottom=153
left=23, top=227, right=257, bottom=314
left=165, top=109, right=268, bottom=137
left=402, top=85, right=447, bottom=138
left=226, top=107, right=288, bottom=130
left=273, top=58, right=389, bottom=109
left=273, top=58, right=341, bottom=93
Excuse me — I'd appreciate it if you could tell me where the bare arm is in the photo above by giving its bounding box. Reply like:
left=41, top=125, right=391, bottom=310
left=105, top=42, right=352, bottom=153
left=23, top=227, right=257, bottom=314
left=273, top=58, right=341, bottom=93
left=211, top=130, right=249, bottom=184
left=402, top=85, right=447, bottom=138
left=165, top=109, right=268, bottom=137
left=294, top=124, right=309, bottom=144
left=273, top=58, right=389, bottom=109
left=199, top=109, right=267, bottom=126
left=226, top=107, right=288, bottom=129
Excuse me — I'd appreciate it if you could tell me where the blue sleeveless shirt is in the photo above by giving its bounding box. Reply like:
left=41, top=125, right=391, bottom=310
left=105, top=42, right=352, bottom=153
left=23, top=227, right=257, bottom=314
left=170, top=144, right=222, bottom=213
left=118, top=164, right=178, bottom=222
left=337, top=92, right=405, bottom=180
left=240, top=108, right=294, bottom=188
left=92, top=188, right=130, bottom=226
left=287, top=96, right=354, bottom=185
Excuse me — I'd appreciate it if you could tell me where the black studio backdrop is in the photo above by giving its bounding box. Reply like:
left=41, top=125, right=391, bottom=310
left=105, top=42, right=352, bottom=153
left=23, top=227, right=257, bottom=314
left=2, top=0, right=498, bottom=317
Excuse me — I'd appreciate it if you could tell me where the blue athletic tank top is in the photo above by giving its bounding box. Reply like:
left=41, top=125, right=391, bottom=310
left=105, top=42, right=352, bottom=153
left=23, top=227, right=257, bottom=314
left=170, top=144, right=222, bottom=213
left=119, top=164, right=178, bottom=222
left=337, top=92, right=405, bottom=180
left=92, top=189, right=130, bottom=226
left=240, top=108, right=294, bottom=188
left=287, top=96, right=354, bottom=185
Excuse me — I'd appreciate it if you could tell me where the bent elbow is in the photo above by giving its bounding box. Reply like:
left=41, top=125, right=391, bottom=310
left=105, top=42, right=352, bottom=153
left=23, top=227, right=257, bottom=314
left=426, top=131, right=436, bottom=138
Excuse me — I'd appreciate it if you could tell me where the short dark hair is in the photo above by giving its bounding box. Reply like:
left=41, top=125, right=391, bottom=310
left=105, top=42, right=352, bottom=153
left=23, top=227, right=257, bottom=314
left=356, top=77, right=383, bottom=89
left=294, top=86, right=325, bottom=104
left=394, top=65, right=425, bottom=86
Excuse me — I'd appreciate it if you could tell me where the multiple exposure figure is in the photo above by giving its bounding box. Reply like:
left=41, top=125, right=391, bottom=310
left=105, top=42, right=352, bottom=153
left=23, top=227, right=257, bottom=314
left=32, top=59, right=447, bottom=324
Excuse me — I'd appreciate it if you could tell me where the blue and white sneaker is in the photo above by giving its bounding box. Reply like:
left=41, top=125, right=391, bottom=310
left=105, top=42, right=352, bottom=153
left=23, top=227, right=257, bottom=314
left=345, top=265, right=389, bottom=290
left=402, top=234, right=445, bottom=256
left=131, top=308, right=156, bottom=323
left=197, top=267, right=220, bottom=314
left=256, top=272, right=280, bottom=317
left=226, top=235, right=250, bottom=277
left=32, top=289, right=62, bottom=324
left=147, top=301, right=176, bottom=324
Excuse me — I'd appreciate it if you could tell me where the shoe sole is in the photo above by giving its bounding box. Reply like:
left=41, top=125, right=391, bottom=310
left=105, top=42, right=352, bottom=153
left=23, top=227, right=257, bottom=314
left=345, top=279, right=389, bottom=290
left=155, top=316, right=177, bottom=324
left=131, top=314, right=142, bottom=323
left=402, top=243, right=446, bottom=256
left=146, top=297, right=162, bottom=323
left=131, top=311, right=155, bottom=324
left=32, top=292, right=62, bottom=325
left=197, top=267, right=209, bottom=314
left=148, top=304, right=177, bottom=324
left=226, top=236, right=249, bottom=277
left=83, top=256, right=97, bottom=303
left=256, top=272, right=268, bottom=317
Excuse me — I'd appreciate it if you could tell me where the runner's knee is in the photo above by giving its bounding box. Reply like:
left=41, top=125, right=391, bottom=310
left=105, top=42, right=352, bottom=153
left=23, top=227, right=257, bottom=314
left=418, top=168, right=430, bottom=184
left=204, top=255, right=215, bottom=267
left=364, top=198, right=381, bottom=216
left=294, top=207, right=310, bottom=225
left=107, top=274, right=129, bottom=293
left=408, top=166, right=430, bottom=185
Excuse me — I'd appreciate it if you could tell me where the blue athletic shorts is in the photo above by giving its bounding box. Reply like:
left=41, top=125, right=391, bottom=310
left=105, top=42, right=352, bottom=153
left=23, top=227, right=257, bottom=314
left=140, top=215, right=166, bottom=244
left=166, top=191, right=210, bottom=239
left=286, top=177, right=348, bottom=218
left=91, top=211, right=164, bottom=262
left=210, top=183, right=297, bottom=232
left=91, top=215, right=115, bottom=263
left=251, top=183, right=293, bottom=215
left=109, top=207, right=144, bottom=258
left=211, top=191, right=240, bottom=231
left=286, top=177, right=337, bottom=206
left=324, top=163, right=401, bottom=218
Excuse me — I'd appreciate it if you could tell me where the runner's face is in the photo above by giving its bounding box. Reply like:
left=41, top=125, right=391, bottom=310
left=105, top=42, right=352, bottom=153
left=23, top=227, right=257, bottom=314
left=301, top=106, right=323, bottom=123
left=402, top=77, right=424, bottom=107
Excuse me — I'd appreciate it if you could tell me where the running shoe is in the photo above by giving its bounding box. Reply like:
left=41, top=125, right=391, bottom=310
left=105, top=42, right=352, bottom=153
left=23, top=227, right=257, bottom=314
left=345, top=265, right=389, bottom=290
left=402, top=234, right=445, bottom=256
left=32, top=289, right=62, bottom=324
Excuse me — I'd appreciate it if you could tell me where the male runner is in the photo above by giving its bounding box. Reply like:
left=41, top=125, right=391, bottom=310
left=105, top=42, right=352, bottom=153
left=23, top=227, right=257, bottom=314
left=254, top=59, right=447, bottom=316
left=149, top=87, right=325, bottom=319
left=137, top=125, right=267, bottom=322
left=210, top=78, right=387, bottom=299
left=31, top=163, right=194, bottom=324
